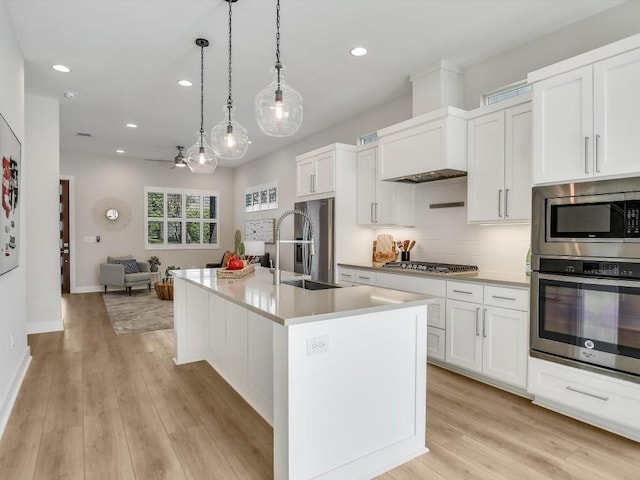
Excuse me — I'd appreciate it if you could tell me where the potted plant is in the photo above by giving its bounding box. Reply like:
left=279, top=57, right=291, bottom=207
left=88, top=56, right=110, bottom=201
left=165, top=265, right=180, bottom=279
left=148, top=255, right=161, bottom=272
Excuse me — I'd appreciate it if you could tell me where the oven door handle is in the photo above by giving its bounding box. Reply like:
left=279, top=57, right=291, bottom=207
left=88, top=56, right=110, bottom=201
left=537, top=272, right=640, bottom=288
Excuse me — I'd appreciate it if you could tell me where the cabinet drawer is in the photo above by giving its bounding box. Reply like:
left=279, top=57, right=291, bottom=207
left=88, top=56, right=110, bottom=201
left=338, top=268, right=356, bottom=285
left=528, top=358, right=640, bottom=430
left=355, top=270, right=376, bottom=285
left=483, top=285, right=529, bottom=311
left=447, top=281, right=483, bottom=303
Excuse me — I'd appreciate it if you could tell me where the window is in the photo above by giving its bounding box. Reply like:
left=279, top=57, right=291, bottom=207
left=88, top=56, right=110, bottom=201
left=483, top=80, right=532, bottom=106
left=358, top=131, right=378, bottom=145
left=145, top=187, right=219, bottom=249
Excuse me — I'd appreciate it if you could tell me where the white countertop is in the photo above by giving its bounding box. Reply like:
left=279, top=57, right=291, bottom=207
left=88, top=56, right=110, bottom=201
left=172, top=266, right=436, bottom=326
left=339, top=262, right=531, bottom=288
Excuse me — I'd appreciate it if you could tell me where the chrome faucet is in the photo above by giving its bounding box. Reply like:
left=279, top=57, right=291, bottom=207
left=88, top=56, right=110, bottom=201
left=273, top=209, right=315, bottom=285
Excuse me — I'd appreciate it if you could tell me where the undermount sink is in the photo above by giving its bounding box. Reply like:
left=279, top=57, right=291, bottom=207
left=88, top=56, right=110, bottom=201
left=281, top=279, right=343, bottom=290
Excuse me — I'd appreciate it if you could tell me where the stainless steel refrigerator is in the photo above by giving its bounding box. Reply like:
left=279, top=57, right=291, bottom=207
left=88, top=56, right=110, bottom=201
left=294, top=197, right=335, bottom=282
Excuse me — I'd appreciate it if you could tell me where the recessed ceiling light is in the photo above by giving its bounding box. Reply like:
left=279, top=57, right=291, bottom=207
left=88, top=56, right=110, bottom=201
left=350, top=47, right=368, bottom=57
left=52, top=64, right=71, bottom=73
left=116, top=149, right=125, bottom=154
left=63, top=91, right=77, bottom=99
left=126, top=123, right=138, bottom=128
left=178, top=79, right=193, bottom=87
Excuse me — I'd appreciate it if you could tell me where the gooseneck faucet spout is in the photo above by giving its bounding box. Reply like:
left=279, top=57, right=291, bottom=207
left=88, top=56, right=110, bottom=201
left=274, top=209, right=315, bottom=285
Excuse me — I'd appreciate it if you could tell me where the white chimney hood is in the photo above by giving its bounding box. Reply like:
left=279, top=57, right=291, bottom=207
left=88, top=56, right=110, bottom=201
left=377, top=61, right=468, bottom=184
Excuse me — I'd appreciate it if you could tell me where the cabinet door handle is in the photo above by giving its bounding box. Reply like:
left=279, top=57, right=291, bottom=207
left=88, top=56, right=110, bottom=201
left=312, top=174, right=316, bottom=192
left=453, top=289, right=473, bottom=295
left=595, top=134, right=601, bottom=173
left=310, top=175, right=314, bottom=193
left=358, top=275, right=371, bottom=280
left=498, top=189, right=503, bottom=217
left=584, top=136, right=590, bottom=174
left=566, top=386, right=609, bottom=402
left=340, top=273, right=353, bottom=278
left=370, top=203, right=374, bottom=223
left=475, top=307, right=481, bottom=336
left=492, top=295, right=516, bottom=301
left=482, top=308, right=487, bottom=338
left=374, top=203, right=378, bottom=223
left=505, top=189, right=510, bottom=218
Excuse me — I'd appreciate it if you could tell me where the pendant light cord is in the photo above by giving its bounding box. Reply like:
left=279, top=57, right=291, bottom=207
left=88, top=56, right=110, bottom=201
left=200, top=42, right=205, bottom=144
left=227, top=0, right=233, bottom=125
left=275, top=0, right=281, bottom=86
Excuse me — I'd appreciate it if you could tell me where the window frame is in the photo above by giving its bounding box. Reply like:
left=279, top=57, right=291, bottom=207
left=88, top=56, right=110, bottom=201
left=144, top=186, right=219, bottom=250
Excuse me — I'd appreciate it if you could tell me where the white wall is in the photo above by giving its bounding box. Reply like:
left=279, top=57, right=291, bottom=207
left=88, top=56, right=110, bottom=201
left=60, top=151, right=235, bottom=291
left=463, top=1, right=640, bottom=108
left=25, top=94, right=62, bottom=333
left=0, top=0, right=30, bottom=437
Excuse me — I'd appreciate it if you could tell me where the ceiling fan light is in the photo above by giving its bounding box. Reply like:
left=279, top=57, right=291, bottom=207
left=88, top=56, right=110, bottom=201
left=255, top=64, right=303, bottom=137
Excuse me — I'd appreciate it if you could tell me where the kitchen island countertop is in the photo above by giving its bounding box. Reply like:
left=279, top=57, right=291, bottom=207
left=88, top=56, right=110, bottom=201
left=338, top=262, right=530, bottom=288
left=172, top=265, right=437, bottom=326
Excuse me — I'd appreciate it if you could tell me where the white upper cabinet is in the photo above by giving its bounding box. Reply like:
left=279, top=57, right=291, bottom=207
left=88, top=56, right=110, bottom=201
left=377, top=107, right=468, bottom=182
left=356, top=144, right=415, bottom=226
left=529, top=35, right=640, bottom=185
left=296, top=149, right=336, bottom=197
left=467, top=98, right=532, bottom=223
left=593, top=48, right=640, bottom=177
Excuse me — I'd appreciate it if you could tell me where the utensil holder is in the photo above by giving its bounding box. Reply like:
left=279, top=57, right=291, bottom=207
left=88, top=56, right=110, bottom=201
left=401, top=251, right=410, bottom=261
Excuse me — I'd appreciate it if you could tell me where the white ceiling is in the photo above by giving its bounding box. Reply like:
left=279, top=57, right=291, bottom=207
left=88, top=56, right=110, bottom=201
left=6, top=0, right=623, bottom=167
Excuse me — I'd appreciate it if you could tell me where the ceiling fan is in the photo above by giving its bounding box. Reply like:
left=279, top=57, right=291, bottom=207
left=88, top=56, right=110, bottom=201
left=145, top=146, right=187, bottom=169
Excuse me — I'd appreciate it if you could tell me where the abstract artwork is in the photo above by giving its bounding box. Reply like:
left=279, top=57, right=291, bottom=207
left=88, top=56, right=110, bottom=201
left=0, top=113, right=21, bottom=276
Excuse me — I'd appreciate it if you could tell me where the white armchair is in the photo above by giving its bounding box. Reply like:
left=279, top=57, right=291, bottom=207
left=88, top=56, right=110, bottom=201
left=100, top=255, right=152, bottom=295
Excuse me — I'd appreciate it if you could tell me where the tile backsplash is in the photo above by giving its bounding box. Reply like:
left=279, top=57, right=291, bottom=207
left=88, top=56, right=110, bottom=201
left=377, top=178, right=531, bottom=275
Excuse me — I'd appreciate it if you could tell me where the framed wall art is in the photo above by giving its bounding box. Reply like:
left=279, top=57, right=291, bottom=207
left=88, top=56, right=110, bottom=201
left=0, top=113, right=21, bottom=276
left=245, top=180, right=278, bottom=212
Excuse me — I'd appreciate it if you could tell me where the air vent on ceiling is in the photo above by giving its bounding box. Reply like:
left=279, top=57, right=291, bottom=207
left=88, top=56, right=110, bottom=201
left=75, top=132, right=93, bottom=137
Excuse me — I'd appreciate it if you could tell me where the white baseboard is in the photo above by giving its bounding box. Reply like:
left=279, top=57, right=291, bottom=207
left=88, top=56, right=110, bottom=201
left=27, top=320, right=64, bottom=334
left=0, top=347, right=31, bottom=438
left=72, top=285, right=103, bottom=294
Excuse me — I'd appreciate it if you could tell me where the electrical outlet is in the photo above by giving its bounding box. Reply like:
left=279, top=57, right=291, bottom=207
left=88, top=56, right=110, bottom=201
left=306, top=335, right=329, bottom=355
left=84, top=236, right=96, bottom=243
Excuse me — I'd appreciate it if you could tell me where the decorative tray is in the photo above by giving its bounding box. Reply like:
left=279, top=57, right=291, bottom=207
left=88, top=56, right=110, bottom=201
left=216, top=263, right=255, bottom=279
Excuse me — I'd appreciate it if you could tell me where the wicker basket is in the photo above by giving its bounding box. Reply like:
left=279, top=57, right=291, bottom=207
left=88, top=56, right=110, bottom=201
left=216, top=263, right=255, bottom=279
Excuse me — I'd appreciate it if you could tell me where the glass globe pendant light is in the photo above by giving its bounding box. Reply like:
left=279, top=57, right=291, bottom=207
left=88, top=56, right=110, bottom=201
left=211, top=0, right=249, bottom=160
left=186, top=38, right=217, bottom=174
left=254, top=0, right=303, bottom=137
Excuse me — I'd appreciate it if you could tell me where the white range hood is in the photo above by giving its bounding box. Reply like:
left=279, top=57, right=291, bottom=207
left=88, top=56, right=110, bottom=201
left=377, top=62, right=468, bottom=183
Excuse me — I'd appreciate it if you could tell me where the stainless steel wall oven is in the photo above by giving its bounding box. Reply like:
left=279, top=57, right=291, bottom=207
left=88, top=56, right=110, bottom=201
left=531, top=177, right=640, bottom=380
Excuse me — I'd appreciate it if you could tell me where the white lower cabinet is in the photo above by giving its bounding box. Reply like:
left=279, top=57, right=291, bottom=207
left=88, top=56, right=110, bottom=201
left=446, top=281, right=529, bottom=389
left=427, top=326, right=446, bottom=361
left=529, top=357, right=640, bottom=441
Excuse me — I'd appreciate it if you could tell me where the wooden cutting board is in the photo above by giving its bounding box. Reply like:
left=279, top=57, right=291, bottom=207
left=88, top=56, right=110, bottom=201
left=376, top=234, right=394, bottom=253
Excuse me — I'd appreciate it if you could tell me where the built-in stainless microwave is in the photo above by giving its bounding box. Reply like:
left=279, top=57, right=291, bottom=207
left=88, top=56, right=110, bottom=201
left=533, top=177, right=640, bottom=259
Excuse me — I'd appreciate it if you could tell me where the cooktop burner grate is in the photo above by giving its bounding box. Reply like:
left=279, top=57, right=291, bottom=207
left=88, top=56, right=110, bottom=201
left=383, top=261, right=479, bottom=274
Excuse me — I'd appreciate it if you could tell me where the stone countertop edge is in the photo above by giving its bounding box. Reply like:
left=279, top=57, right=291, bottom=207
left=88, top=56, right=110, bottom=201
left=171, top=267, right=437, bottom=327
left=338, top=262, right=531, bottom=289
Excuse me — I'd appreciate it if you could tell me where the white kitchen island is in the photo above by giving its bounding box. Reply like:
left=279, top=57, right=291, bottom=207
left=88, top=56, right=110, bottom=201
left=171, top=266, right=435, bottom=480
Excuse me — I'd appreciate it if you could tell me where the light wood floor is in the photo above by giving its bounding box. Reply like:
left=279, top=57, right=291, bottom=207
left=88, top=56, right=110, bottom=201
left=1, top=293, right=639, bottom=480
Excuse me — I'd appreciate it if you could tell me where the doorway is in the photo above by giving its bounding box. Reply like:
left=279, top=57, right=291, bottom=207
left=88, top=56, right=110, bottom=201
left=59, top=179, right=70, bottom=293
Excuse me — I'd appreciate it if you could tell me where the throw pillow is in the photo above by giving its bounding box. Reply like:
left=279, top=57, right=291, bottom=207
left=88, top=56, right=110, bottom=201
left=113, top=259, right=140, bottom=274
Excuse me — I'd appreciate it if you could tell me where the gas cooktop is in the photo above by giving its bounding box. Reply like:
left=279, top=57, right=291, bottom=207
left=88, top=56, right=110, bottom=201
left=383, top=261, right=479, bottom=275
